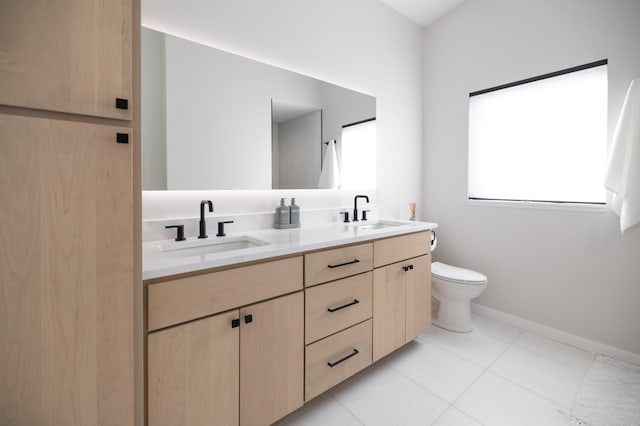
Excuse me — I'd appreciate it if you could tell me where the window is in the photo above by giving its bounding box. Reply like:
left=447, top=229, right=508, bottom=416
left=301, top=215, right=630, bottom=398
left=468, top=60, right=607, bottom=205
left=341, top=118, right=376, bottom=189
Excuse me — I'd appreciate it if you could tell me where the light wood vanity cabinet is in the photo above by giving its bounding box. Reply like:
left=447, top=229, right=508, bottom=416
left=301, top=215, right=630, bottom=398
left=146, top=257, right=304, bottom=426
left=373, top=232, right=432, bottom=361
left=145, top=231, right=434, bottom=423
left=0, top=0, right=133, bottom=119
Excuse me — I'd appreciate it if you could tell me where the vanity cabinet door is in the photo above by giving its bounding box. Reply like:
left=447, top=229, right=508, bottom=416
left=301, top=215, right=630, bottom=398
left=372, top=254, right=431, bottom=362
left=405, top=255, right=431, bottom=342
left=0, top=0, right=132, bottom=119
left=372, top=262, right=407, bottom=361
left=240, top=292, right=304, bottom=426
left=147, top=310, right=240, bottom=426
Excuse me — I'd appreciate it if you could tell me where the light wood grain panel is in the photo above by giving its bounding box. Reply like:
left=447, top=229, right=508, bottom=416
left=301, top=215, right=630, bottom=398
left=305, top=272, right=372, bottom=344
left=148, top=310, right=239, bottom=426
left=373, top=231, right=430, bottom=268
left=0, top=114, right=133, bottom=425
left=147, top=256, right=303, bottom=331
left=305, top=320, right=372, bottom=401
left=0, top=0, right=132, bottom=119
left=240, top=292, right=304, bottom=426
left=405, top=255, right=431, bottom=342
left=372, top=263, right=406, bottom=362
left=305, top=243, right=373, bottom=287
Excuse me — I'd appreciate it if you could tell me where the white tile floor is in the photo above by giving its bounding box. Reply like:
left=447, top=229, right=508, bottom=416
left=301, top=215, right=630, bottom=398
left=275, top=313, right=597, bottom=426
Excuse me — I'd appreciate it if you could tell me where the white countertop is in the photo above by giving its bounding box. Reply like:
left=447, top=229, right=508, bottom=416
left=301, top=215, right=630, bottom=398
left=143, top=219, right=437, bottom=280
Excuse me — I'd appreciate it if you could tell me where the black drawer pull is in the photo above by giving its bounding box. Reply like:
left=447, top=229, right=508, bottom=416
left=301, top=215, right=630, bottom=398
left=327, top=299, right=360, bottom=313
left=327, top=259, right=360, bottom=269
left=327, top=349, right=360, bottom=368
left=403, top=265, right=414, bottom=272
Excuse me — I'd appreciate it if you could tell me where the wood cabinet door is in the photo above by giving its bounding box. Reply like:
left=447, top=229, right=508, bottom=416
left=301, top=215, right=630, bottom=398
left=147, top=310, right=240, bottom=426
left=372, top=263, right=407, bottom=362
left=405, top=255, right=431, bottom=343
left=0, top=0, right=132, bottom=119
left=240, top=292, right=304, bottom=426
left=0, top=114, right=133, bottom=425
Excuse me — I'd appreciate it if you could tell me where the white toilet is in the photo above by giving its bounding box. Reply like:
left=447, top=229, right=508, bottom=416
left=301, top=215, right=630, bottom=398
left=431, top=262, right=488, bottom=333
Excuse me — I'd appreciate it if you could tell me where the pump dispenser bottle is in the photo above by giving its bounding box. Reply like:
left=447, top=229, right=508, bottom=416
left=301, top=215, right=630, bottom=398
left=276, top=198, right=289, bottom=226
left=290, top=198, right=300, bottom=225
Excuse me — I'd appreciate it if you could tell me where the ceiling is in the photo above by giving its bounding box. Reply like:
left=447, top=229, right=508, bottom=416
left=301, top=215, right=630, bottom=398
left=378, top=0, right=465, bottom=27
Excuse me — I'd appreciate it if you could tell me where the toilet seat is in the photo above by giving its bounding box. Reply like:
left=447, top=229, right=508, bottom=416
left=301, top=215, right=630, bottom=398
left=432, top=262, right=487, bottom=284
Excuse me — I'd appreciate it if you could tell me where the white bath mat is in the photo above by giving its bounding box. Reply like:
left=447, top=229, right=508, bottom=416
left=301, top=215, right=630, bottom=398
left=570, top=354, right=640, bottom=425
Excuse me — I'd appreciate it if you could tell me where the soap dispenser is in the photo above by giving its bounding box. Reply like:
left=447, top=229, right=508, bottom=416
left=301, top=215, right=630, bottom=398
left=275, top=198, right=290, bottom=226
left=290, top=198, right=300, bottom=225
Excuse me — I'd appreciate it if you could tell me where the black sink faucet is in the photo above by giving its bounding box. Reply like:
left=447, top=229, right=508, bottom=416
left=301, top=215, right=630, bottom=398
left=353, top=195, right=370, bottom=222
left=198, top=200, right=214, bottom=239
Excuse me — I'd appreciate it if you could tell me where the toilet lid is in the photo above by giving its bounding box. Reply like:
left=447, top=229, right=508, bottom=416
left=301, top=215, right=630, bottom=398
left=432, top=262, right=487, bottom=284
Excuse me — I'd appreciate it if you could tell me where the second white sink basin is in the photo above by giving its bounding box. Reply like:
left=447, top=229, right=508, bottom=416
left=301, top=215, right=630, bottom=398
left=160, top=236, right=270, bottom=258
left=356, top=220, right=407, bottom=231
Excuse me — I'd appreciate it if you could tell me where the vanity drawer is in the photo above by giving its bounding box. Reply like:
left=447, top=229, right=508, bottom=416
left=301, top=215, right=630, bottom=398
left=147, top=256, right=303, bottom=331
left=373, top=231, right=430, bottom=268
left=305, top=319, right=372, bottom=401
left=305, top=272, right=372, bottom=344
left=305, top=243, right=373, bottom=287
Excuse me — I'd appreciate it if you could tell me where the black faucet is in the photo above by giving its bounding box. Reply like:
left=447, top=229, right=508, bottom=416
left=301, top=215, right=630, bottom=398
left=353, top=195, right=370, bottom=222
left=198, top=200, right=214, bottom=239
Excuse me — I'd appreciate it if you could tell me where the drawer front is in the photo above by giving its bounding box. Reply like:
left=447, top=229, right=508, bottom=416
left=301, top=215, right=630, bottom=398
left=147, top=256, right=303, bottom=331
left=373, top=231, right=430, bottom=268
left=305, top=272, right=372, bottom=344
left=305, top=319, right=372, bottom=401
left=305, top=243, right=373, bottom=287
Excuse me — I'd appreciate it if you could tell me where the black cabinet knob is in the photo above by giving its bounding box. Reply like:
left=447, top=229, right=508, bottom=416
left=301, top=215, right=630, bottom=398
left=115, top=98, right=129, bottom=110
left=244, top=314, right=253, bottom=324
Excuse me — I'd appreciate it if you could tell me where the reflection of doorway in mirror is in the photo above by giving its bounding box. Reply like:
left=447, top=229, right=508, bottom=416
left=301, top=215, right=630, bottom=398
left=341, top=118, right=377, bottom=189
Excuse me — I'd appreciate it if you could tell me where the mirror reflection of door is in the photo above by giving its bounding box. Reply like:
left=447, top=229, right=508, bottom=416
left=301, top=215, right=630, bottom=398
left=271, top=101, right=321, bottom=189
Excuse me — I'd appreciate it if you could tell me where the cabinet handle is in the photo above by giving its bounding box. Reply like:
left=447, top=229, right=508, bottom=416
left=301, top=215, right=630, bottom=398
left=116, top=133, right=129, bottom=144
left=244, top=314, right=253, bottom=324
left=327, top=259, right=360, bottom=269
left=231, top=318, right=240, bottom=328
left=327, top=349, right=360, bottom=368
left=115, top=98, right=129, bottom=110
left=327, top=299, right=360, bottom=313
left=403, top=265, right=414, bottom=272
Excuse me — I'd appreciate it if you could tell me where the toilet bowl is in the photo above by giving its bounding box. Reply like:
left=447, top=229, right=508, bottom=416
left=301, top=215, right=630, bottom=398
left=431, top=262, right=487, bottom=333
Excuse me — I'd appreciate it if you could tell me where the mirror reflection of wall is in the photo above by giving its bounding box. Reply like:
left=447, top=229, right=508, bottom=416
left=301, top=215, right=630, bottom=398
left=141, top=26, right=376, bottom=191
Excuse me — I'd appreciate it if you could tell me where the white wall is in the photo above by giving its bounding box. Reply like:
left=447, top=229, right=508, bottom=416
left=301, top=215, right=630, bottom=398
left=423, top=0, right=640, bottom=356
left=141, top=0, right=423, bottom=218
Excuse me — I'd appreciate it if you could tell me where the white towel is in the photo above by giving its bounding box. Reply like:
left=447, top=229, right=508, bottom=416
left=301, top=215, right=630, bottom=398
left=604, top=79, right=640, bottom=233
left=318, top=141, right=341, bottom=189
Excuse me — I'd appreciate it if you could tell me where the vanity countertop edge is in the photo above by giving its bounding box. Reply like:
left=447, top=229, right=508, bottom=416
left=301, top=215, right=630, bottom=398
left=143, top=220, right=438, bottom=280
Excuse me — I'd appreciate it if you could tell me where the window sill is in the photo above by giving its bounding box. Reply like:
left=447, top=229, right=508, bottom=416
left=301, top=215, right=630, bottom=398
left=467, top=198, right=607, bottom=213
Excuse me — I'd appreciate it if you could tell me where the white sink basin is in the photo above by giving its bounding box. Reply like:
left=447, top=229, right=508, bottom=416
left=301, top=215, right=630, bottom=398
left=355, top=220, right=408, bottom=231
left=160, top=236, right=270, bottom=258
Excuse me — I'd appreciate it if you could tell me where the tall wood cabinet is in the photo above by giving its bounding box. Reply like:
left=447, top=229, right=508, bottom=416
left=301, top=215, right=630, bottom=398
left=0, top=1, right=139, bottom=425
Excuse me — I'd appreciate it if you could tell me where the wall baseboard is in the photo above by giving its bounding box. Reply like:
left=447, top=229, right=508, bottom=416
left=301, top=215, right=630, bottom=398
left=471, top=303, right=640, bottom=366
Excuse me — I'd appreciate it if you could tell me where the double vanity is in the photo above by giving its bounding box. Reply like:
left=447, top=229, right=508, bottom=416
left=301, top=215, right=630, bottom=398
left=144, top=215, right=437, bottom=425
